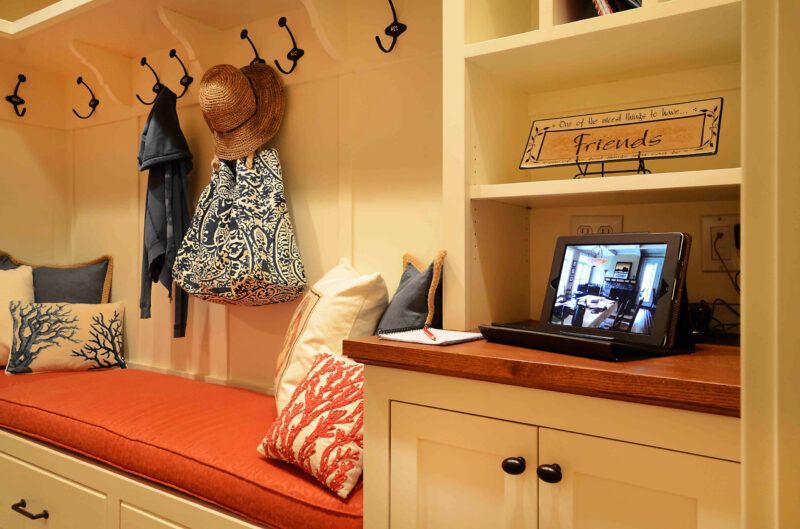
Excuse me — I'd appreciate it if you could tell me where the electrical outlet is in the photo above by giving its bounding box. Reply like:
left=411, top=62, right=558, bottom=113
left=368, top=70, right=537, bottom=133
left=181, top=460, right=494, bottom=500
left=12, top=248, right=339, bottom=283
left=702, top=215, right=740, bottom=272
left=570, top=215, right=623, bottom=236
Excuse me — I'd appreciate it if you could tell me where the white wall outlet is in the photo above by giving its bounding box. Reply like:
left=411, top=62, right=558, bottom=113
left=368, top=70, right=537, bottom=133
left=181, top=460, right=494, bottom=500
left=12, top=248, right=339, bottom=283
left=701, top=215, right=740, bottom=272
left=570, top=215, right=623, bottom=236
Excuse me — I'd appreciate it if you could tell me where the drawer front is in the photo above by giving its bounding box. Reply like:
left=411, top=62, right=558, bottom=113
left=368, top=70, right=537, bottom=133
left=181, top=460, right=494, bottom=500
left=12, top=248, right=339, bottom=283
left=538, top=428, right=740, bottom=529
left=120, top=503, right=187, bottom=529
left=391, top=402, right=539, bottom=529
left=0, top=452, right=106, bottom=529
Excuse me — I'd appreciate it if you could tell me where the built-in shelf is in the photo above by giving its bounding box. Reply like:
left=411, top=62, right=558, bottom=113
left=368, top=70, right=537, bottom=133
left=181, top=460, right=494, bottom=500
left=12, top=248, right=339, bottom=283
left=470, top=168, right=741, bottom=208
left=464, top=0, right=741, bottom=92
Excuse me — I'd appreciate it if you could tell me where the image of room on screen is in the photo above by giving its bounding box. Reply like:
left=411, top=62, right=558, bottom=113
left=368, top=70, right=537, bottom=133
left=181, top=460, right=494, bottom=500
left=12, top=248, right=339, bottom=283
left=550, top=243, right=667, bottom=335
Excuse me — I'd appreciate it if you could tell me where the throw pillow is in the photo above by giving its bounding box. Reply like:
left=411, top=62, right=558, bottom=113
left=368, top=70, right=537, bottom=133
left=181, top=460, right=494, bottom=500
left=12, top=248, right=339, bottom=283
left=375, top=250, right=446, bottom=335
left=274, top=259, right=387, bottom=412
left=0, top=266, right=35, bottom=366
left=6, top=302, right=126, bottom=374
left=259, top=349, right=364, bottom=499
left=0, top=251, right=113, bottom=304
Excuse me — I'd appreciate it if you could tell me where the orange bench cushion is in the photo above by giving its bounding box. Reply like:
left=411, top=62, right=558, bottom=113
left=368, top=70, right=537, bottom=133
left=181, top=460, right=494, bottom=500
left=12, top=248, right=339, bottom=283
left=0, top=369, right=362, bottom=529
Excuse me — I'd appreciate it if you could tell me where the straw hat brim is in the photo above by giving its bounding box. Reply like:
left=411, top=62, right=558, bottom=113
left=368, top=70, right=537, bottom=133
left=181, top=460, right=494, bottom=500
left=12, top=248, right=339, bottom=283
left=212, top=64, right=284, bottom=160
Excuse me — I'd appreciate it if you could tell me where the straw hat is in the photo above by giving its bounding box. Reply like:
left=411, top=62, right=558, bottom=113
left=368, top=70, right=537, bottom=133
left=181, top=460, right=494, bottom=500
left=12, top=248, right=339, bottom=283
left=199, top=63, right=284, bottom=160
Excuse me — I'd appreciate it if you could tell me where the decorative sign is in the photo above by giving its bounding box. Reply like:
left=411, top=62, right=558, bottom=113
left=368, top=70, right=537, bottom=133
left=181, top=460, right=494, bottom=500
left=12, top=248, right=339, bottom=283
left=519, top=98, right=723, bottom=169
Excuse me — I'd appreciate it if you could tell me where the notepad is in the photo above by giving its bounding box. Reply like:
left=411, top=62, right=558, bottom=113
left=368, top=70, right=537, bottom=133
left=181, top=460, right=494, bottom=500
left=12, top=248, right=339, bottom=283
left=378, top=328, right=484, bottom=346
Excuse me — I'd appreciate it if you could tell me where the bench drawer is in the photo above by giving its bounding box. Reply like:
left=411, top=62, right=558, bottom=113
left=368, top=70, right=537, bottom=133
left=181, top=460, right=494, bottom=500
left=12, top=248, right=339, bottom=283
left=0, top=452, right=106, bottom=529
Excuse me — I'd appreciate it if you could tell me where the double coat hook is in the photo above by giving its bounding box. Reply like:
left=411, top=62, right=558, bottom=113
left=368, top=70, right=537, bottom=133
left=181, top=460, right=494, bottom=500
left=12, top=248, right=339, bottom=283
left=136, top=57, right=162, bottom=105
left=5, top=74, right=26, bottom=117
left=169, top=49, right=193, bottom=99
left=72, top=76, right=99, bottom=119
left=240, top=29, right=266, bottom=66
left=137, top=51, right=193, bottom=105
left=376, top=0, right=407, bottom=53
left=274, top=17, right=304, bottom=75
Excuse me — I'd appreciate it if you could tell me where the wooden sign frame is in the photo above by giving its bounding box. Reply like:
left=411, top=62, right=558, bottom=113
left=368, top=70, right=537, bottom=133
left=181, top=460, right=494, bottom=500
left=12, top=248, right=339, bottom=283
left=520, top=98, right=723, bottom=169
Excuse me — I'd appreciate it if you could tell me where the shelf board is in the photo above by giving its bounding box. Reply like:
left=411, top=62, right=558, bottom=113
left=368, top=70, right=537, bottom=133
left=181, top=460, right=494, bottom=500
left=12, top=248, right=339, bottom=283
left=465, top=0, right=741, bottom=92
left=471, top=168, right=741, bottom=208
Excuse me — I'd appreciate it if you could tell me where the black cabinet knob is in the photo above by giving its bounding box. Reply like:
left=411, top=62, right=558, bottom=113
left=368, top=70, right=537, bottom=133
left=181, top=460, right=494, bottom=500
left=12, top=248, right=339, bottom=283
left=501, top=456, right=526, bottom=475
left=536, top=463, right=562, bottom=483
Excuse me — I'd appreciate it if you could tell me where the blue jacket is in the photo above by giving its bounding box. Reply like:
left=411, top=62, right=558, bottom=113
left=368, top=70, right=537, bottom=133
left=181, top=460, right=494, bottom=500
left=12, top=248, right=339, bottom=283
left=138, top=87, right=192, bottom=338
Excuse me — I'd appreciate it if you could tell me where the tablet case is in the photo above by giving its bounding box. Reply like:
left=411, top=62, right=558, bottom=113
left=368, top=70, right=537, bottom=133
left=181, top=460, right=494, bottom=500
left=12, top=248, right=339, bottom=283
left=480, top=234, right=694, bottom=361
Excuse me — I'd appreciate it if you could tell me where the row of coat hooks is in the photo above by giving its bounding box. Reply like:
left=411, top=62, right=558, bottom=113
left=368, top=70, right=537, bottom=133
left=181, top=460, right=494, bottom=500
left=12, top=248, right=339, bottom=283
left=239, top=0, right=408, bottom=70
left=6, top=0, right=408, bottom=118
left=4, top=73, right=99, bottom=119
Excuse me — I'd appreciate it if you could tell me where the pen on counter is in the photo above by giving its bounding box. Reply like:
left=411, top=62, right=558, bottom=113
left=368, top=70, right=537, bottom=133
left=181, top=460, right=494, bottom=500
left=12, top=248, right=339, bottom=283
left=423, top=326, right=436, bottom=341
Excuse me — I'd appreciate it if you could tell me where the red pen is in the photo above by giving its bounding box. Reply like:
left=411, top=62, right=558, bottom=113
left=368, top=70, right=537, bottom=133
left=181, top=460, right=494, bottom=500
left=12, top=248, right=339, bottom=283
left=423, top=327, right=437, bottom=341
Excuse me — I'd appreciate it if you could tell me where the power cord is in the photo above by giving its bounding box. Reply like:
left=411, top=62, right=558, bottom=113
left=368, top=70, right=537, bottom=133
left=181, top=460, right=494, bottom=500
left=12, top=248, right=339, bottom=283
left=713, top=232, right=740, bottom=294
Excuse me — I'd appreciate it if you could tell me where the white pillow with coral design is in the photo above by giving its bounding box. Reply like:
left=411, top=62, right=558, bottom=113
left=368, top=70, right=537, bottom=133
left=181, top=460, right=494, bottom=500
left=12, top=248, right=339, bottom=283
left=0, top=266, right=34, bottom=366
left=5, top=302, right=126, bottom=374
left=259, top=347, right=364, bottom=499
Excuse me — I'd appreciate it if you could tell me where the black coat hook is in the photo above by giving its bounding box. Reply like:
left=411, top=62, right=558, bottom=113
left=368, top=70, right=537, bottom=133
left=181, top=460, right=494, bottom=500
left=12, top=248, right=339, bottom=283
left=240, top=29, right=266, bottom=66
left=169, top=49, right=193, bottom=99
left=72, top=76, right=99, bottom=119
left=136, top=57, right=163, bottom=105
left=5, top=74, right=26, bottom=117
left=274, top=17, right=304, bottom=75
left=376, top=0, right=407, bottom=53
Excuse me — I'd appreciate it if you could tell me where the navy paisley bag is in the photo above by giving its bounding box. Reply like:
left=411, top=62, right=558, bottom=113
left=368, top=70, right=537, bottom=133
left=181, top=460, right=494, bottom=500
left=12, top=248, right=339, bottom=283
left=173, top=148, right=306, bottom=305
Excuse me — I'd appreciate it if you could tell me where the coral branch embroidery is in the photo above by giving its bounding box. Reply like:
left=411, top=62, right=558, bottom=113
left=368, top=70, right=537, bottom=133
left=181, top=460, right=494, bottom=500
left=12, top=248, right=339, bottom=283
left=7, top=301, right=79, bottom=373
left=262, top=353, right=364, bottom=496
left=71, top=310, right=127, bottom=369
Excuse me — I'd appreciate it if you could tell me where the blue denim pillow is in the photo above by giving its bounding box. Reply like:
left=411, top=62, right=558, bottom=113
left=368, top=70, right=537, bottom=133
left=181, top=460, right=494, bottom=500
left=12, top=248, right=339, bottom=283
left=375, top=251, right=446, bottom=335
left=0, top=251, right=111, bottom=304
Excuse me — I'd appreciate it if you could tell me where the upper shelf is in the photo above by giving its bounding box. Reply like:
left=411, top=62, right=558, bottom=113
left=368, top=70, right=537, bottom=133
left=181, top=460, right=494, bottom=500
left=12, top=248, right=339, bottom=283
left=471, top=167, right=742, bottom=208
left=464, top=0, right=741, bottom=92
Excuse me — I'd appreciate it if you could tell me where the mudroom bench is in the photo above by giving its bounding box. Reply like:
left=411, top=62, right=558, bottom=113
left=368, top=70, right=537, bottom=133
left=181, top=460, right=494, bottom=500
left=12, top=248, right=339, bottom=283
left=0, top=370, right=362, bottom=529
left=345, top=337, right=741, bottom=529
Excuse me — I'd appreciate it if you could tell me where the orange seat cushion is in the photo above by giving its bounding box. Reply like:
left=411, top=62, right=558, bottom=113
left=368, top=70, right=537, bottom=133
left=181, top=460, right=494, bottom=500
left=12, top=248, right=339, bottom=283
left=0, top=369, right=362, bottom=529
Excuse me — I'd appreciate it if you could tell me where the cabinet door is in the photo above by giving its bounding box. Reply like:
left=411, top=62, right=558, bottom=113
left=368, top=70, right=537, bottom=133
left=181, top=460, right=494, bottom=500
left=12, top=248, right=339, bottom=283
left=538, top=428, right=740, bottom=529
left=0, top=452, right=106, bottom=529
left=120, top=503, right=186, bottom=529
left=391, top=402, right=538, bottom=529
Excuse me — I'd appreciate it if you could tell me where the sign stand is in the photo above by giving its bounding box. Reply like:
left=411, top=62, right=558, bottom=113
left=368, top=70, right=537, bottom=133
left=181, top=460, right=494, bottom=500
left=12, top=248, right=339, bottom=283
left=573, top=151, right=651, bottom=179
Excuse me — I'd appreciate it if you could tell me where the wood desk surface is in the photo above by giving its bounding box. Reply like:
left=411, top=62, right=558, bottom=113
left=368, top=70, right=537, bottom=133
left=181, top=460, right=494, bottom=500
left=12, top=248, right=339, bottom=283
left=344, top=337, right=741, bottom=417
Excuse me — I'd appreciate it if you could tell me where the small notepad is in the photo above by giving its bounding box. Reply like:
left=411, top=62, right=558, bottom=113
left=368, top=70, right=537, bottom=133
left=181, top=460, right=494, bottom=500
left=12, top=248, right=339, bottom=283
left=378, top=328, right=484, bottom=346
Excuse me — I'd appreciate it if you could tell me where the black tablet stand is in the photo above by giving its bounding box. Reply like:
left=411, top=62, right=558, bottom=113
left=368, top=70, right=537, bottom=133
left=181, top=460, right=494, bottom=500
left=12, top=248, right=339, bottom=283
left=480, top=289, right=695, bottom=362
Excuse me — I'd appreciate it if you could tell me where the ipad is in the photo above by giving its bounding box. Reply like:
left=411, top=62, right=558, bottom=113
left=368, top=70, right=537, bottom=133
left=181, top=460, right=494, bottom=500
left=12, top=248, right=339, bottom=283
left=538, top=233, right=690, bottom=349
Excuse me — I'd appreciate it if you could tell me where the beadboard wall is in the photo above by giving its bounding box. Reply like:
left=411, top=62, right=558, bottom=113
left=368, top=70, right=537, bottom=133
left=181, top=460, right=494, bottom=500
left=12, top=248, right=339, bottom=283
left=0, top=0, right=443, bottom=393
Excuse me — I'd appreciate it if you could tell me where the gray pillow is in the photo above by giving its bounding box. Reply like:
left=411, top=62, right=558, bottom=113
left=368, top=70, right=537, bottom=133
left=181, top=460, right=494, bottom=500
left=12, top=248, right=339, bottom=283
left=0, top=251, right=111, bottom=304
left=375, top=251, right=446, bottom=335
left=0, top=255, right=16, bottom=270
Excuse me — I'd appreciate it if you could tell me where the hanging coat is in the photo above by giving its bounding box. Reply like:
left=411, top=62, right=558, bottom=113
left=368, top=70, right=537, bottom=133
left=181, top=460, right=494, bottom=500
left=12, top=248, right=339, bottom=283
left=138, top=87, right=192, bottom=338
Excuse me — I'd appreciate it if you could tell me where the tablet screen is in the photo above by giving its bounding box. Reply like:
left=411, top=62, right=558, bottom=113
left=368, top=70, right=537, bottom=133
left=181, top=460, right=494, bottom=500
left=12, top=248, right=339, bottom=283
left=550, top=243, right=668, bottom=335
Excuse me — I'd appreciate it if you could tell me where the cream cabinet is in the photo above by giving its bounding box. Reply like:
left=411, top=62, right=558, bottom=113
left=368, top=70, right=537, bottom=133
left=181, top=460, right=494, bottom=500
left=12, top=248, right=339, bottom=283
left=538, top=429, right=740, bottom=529
left=391, top=402, right=539, bottom=529
left=387, top=401, right=740, bottom=529
left=0, top=451, right=107, bottom=529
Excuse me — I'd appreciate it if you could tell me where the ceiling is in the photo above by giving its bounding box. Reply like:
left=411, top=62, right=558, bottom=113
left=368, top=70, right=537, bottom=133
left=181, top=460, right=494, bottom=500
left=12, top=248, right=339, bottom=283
left=0, top=1, right=62, bottom=22
left=0, top=0, right=302, bottom=75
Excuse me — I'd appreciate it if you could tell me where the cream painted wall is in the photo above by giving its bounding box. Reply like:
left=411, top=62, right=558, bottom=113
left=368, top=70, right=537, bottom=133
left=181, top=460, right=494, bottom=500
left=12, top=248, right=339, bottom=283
left=0, top=61, right=71, bottom=263
left=57, top=0, right=443, bottom=392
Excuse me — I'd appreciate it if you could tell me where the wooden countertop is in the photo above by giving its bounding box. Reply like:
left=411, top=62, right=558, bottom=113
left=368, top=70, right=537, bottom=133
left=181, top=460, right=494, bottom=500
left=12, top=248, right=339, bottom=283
left=344, top=337, right=740, bottom=417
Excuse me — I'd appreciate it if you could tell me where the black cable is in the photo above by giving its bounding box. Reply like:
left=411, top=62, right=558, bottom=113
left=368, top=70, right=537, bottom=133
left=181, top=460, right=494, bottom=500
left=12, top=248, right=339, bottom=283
left=713, top=232, right=741, bottom=294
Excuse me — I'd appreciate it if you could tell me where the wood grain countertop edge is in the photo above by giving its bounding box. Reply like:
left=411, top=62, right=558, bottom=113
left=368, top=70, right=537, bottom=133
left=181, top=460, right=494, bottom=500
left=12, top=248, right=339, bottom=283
left=344, top=339, right=741, bottom=418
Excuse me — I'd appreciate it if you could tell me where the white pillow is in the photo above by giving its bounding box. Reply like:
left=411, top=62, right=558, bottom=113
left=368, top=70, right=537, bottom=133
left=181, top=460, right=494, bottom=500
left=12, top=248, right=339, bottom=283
left=274, top=259, right=387, bottom=411
left=260, top=348, right=365, bottom=499
left=0, top=266, right=34, bottom=366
